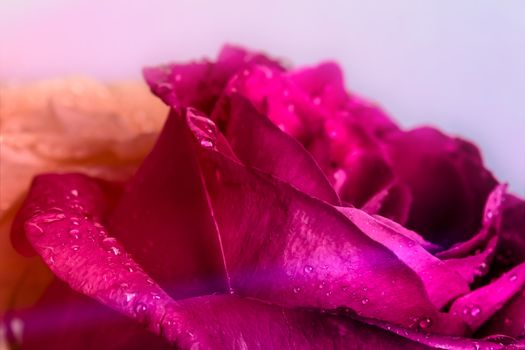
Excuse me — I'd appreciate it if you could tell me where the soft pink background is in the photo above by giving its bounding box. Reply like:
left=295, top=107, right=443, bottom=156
left=1, top=0, right=524, bottom=195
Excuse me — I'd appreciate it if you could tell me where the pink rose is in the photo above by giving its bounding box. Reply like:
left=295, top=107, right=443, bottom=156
left=5, top=45, right=525, bottom=349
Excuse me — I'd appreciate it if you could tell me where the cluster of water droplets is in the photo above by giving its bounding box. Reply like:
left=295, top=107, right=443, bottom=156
left=187, top=110, right=219, bottom=150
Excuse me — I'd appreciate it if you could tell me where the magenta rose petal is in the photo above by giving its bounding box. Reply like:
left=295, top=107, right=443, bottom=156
left=363, top=317, right=511, bottom=350
left=496, top=194, right=525, bottom=269
left=159, top=294, right=437, bottom=350
left=211, top=93, right=340, bottom=204
left=449, top=262, right=525, bottom=332
left=143, top=45, right=283, bottom=114
left=371, top=215, right=441, bottom=252
left=437, top=184, right=506, bottom=260
left=337, top=207, right=469, bottom=308
left=141, top=108, right=464, bottom=334
left=362, top=182, right=413, bottom=225
left=287, top=61, right=399, bottom=136
left=11, top=171, right=436, bottom=348
left=14, top=173, right=192, bottom=337
left=442, top=236, right=499, bottom=284
left=8, top=279, right=172, bottom=350
left=477, top=287, right=525, bottom=339
left=383, top=127, right=497, bottom=246
left=227, top=63, right=395, bottom=206
left=109, top=113, right=230, bottom=299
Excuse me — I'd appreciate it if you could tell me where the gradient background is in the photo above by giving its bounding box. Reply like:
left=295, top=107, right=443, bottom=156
left=1, top=0, right=524, bottom=195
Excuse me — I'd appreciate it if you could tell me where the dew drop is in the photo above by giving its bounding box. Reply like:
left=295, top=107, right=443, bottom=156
left=124, top=292, right=136, bottom=303
left=464, top=305, right=481, bottom=318
left=318, top=282, right=326, bottom=289
left=102, top=237, right=121, bottom=256
left=326, top=291, right=332, bottom=297
left=418, top=317, right=432, bottom=330
left=293, top=287, right=302, bottom=294
left=70, top=189, right=79, bottom=197
left=134, top=302, right=148, bottom=317
left=69, top=229, right=80, bottom=239
left=509, top=274, right=517, bottom=282
left=361, top=297, right=369, bottom=305
left=27, top=222, right=44, bottom=235
left=200, top=138, right=215, bottom=149
left=71, top=245, right=80, bottom=252
left=304, top=265, right=313, bottom=273
left=39, top=212, right=66, bottom=223
left=486, top=210, right=494, bottom=220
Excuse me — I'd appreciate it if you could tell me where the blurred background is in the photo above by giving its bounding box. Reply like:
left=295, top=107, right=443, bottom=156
left=1, top=0, right=524, bottom=194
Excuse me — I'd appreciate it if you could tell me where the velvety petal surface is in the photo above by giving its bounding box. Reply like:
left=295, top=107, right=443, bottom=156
left=211, top=93, right=339, bottom=204
left=337, top=207, right=469, bottom=308
left=450, top=262, right=525, bottom=332
left=143, top=45, right=283, bottom=115
left=382, top=127, right=497, bottom=246
left=151, top=109, right=464, bottom=334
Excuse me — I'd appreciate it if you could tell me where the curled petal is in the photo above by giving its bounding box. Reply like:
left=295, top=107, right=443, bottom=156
left=450, top=262, right=525, bottom=332
left=337, top=207, right=469, bottom=309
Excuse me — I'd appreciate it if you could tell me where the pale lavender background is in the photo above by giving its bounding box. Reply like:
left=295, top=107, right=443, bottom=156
left=1, top=0, right=524, bottom=195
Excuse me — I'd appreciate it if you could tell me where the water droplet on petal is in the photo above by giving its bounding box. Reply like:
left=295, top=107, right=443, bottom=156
left=318, top=282, right=326, bottom=289
left=200, top=138, right=215, bottom=149
left=510, top=274, right=517, bottom=282
left=70, top=189, right=79, bottom=197
left=134, top=302, right=148, bottom=317
left=39, top=212, right=66, bottom=223
left=418, top=317, right=432, bottom=330
left=69, top=229, right=80, bottom=239
left=293, top=287, right=302, bottom=294
left=304, top=265, right=313, bottom=273
left=124, top=292, right=136, bottom=303
left=71, top=245, right=80, bottom=252
left=361, top=298, right=369, bottom=305
left=326, top=291, right=332, bottom=297
left=102, top=237, right=121, bottom=256
left=486, top=210, right=494, bottom=220
left=464, top=305, right=482, bottom=318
